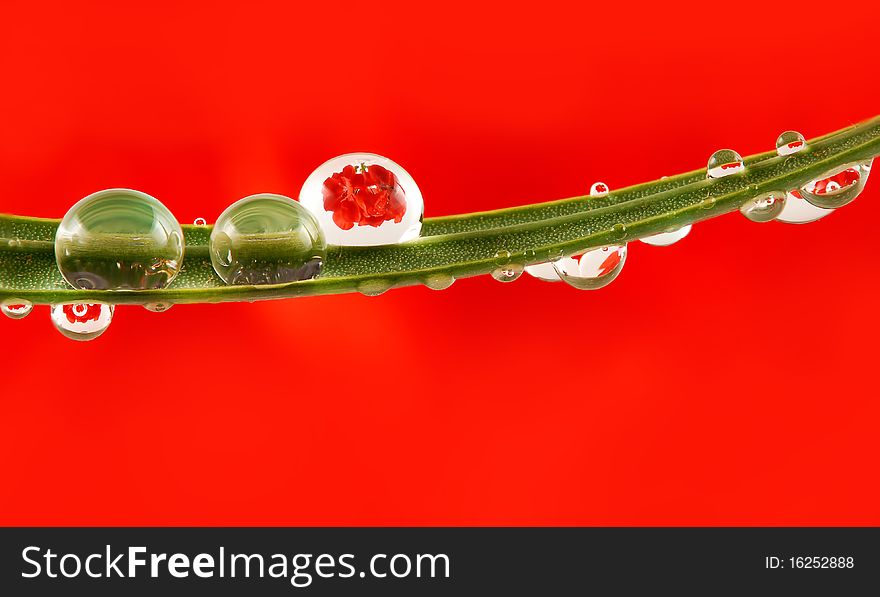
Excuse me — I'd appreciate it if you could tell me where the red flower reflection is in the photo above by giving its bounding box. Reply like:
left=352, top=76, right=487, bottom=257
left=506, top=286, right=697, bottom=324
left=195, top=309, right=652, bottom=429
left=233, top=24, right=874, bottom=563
left=810, top=168, right=860, bottom=195
left=64, top=304, right=102, bottom=324
left=321, top=164, right=407, bottom=230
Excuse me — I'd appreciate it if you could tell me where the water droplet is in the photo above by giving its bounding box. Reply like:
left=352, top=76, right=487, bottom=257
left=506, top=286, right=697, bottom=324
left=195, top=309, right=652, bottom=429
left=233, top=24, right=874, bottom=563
left=1, top=299, right=33, bottom=320
left=55, top=189, right=184, bottom=290
left=144, top=302, right=173, bottom=313
left=299, top=153, right=423, bottom=246
left=707, top=149, right=744, bottom=179
left=700, top=196, right=716, bottom=210
left=775, top=190, right=834, bottom=224
left=193, top=217, right=207, bottom=226
left=552, top=245, right=627, bottom=290
left=799, top=163, right=869, bottom=209
left=424, top=273, right=455, bottom=290
left=740, top=191, right=787, bottom=223
left=640, top=225, right=692, bottom=247
left=209, top=194, right=326, bottom=285
left=775, top=131, right=807, bottom=156
left=50, top=303, right=113, bottom=341
left=589, top=182, right=609, bottom=198
left=357, top=279, right=393, bottom=297
left=610, top=223, right=627, bottom=240
left=490, top=250, right=524, bottom=282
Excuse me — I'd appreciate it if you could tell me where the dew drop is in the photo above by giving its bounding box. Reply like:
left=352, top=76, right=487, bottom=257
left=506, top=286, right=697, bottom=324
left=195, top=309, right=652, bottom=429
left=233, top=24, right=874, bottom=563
left=193, top=217, right=207, bottom=226
left=610, top=223, right=627, bottom=240
left=299, top=153, right=424, bottom=246
left=707, top=149, right=744, bottom=179
left=144, top=302, right=173, bottom=313
left=424, top=273, right=455, bottom=291
left=589, top=182, right=609, bottom=198
left=552, top=245, right=627, bottom=290
left=209, top=194, right=326, bottom=285
left=491, top=250, right=524, bottom=283
left=55, top=189, right=184, bottom=291
left=50, top=303, right=113, bottom=341
left=799, top=163, right=869, bottom=209
left=775, top=131, right=807, bottom=156
left=1, top=299, right=33, bottom=320
left=740, top=191, right=787, bottom=223
left=775, top=190, right=834, bottom=224
left=640, top=225, right=692, bottom=247
left=357, top=279, right=393, bottom=297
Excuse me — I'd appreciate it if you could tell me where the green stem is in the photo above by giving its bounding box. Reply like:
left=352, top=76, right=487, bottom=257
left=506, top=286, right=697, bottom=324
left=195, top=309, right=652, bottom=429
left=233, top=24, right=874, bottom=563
left=1, top=116, right=878, bottom=305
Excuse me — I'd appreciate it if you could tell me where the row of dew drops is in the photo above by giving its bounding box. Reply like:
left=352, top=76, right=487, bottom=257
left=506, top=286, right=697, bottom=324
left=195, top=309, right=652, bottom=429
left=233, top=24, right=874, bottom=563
left=1, top=131, right=874, bottom=341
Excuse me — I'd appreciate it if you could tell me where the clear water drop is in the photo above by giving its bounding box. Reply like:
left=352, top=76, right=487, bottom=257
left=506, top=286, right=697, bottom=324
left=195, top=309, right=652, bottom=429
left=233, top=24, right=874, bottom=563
left=55, top=189, right=184, bottom=291
left=707, top=149, right=744, bottom=179
left=589, top=182, right=609, bottom=198
left=552, top=245, right=627, bottom=290
left=491, top=250, right=524, bottom=282
left=775, top=190, right=834, bottom=224
left=299, top=153, right=424, bottom=246
left=209, top=193, right=326, bottom=285
left=357, top=279, right=393, bottom=297
left=193, top=217, right=207, bottom=226
left=640, top=225, right=692, bottom=247
left=740, top=191, right=787, bottom=223
left=424, top=273, right=455, bottom=291
left=775, top=131, right=807, bottom=156
left=610, top=223, right=627, bottom=240
left=144, top=302, right=173, bottom=313
left=1, top=299, right=33, bottom=320
left=799, top=163, right=869, bottom=209
left=50, top=303, right=113, bottom=341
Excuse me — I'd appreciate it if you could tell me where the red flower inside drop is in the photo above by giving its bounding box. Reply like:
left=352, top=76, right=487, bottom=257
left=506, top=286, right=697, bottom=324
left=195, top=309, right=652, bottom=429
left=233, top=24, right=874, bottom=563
left=809, top=168, right=860, bottom=196
left=321, top=164, right=407, bottom=230
left=64, top=303, right=102, bottom=324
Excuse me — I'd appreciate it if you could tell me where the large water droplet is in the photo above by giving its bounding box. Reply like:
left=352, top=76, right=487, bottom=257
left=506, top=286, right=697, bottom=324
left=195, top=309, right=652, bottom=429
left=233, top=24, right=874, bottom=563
left=775, top=190, right=834, bottom=224
left=50, top=303, right=113, bottom=341
left=740, top=191, right=787, bottom=223
left=1, top=299, right=33, bottom=320
left=491, top=250, right=524, bottom=283
left=589, top=182, right=609, bottom=198
left=55, top=189, right=184, bottom=290
left=552, top=246, right=627, bottom=290
left=640, top=225, right=691, bottom=247
left=209, top=194, right=326, bottom=285
left=299, top=153, right=423, bottom=246
left=424, top=273, right=455, bottom=290
left=799, top=163, right=869, bottom=209
left=775, top=131, right=807, bottom=156
left=707, top=149, right=744, bottom=179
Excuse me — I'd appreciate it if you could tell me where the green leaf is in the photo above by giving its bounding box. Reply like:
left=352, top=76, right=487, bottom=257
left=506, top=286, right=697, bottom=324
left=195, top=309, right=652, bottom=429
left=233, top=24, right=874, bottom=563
left=1, top=116, right=878, bottom=305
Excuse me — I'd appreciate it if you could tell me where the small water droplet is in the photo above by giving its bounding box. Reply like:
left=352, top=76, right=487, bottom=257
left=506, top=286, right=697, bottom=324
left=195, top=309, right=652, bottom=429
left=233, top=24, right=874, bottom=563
left=589, top=182, right=609, bottom=198
left=424, top=273, right=455, bottom=291
left=491, top=250, right=524, bottom=283
left=610, top=223, right=627, bottom=240
left=193, top=217, right=207, bottom=226
left=740, top=191, right=787, bottom=223
left=640, top=225, right=692, bottom=247
left=1, top=299, right=33, bottom=320
left=776, top=190, right=834, bottom=224
left=357, top=279, right=393, bottom=296
left=799, top=163, right=868, bottom=209
left=775, top=131, right=807, bottom=156
left=700, top=196, right=717, bottom=210
left=144, top=302, right=173, bottom=313
left=707, top=149, right=744, bottom=179
left=552, top=245, right=627, bottom=290
left=50, top=303, right=114, bottom=341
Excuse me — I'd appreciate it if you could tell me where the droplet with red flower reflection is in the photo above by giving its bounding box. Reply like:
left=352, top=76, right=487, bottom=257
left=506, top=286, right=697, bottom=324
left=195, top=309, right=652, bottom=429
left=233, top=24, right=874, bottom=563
left=1, top=299, right=33, bottom=320
left=50, top=303, right=114, bottom=341
left=799, top=163, right=870, bottom=209
left=707, top=149, right=745, bottom=179
left=589, top=181, right=609, bottom=198
left=776, top=130, right=807, bottom=157
left=299, top=153, right=424, bottom=246
left=550, top=245, right=628, bottom=290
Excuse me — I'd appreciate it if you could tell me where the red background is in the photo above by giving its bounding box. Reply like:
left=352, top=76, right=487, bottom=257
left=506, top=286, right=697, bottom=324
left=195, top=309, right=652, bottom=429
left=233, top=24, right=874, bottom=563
left=1, top=1, right=878, bottom=525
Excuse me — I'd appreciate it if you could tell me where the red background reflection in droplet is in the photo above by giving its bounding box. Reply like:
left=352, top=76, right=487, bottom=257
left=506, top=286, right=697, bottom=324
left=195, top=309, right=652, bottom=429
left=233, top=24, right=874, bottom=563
left=1, top=1, right=878, bottom=525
